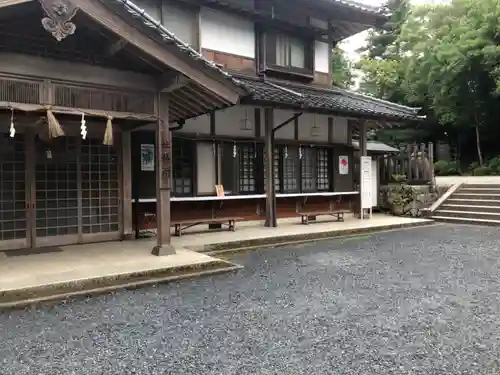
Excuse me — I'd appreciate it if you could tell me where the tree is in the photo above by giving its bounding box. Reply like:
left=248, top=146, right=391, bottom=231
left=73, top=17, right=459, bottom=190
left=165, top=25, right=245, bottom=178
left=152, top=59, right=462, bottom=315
left=361, top=0, right=411, bottom=59
left=400, top=0, right=500, bottom=165
left=331, top=46, right=354, bottom=88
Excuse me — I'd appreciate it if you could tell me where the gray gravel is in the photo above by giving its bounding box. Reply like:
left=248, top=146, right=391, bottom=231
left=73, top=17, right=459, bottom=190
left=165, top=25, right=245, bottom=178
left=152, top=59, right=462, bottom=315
left=2, top=224, right=500, bottom=374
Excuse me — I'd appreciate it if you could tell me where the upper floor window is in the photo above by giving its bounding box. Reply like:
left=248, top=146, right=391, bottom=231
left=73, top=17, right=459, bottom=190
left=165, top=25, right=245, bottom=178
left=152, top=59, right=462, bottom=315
left=276, top=35, right=306, bottom=69
left=259, top=30, right=314, bottom=79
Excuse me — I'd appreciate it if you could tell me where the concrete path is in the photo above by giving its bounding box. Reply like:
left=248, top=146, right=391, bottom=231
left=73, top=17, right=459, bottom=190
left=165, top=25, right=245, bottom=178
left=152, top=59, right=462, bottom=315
left=2, top=224, right=500, bottom=374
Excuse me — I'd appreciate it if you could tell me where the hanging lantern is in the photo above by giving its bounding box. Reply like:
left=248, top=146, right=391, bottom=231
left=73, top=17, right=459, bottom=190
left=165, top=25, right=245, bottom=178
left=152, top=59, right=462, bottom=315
left=80, top=113, right=87, bottom=140
left=9, top=109, right=15, bottom=138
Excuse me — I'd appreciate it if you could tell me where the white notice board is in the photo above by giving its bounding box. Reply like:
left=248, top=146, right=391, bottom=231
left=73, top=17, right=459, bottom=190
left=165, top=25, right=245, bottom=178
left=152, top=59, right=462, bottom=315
left=360, top=156, right=373, bottom=218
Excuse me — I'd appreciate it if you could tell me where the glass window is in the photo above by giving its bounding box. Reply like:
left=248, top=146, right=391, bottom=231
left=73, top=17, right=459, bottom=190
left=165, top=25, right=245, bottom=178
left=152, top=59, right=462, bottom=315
left=263, top=145, right=280, bottom=192
left=239, top=144, right=256, bottom=193
left=275, top=34, right=305, bottom=69
left=283, top=146, right=299, bottom=193
left=220, top=143, right=256, bottom=194
left=172, top=139, right=193, bottom=196
left=301, top=147, right=316, bottom=192
left=317, top=148, right=330, bottom=191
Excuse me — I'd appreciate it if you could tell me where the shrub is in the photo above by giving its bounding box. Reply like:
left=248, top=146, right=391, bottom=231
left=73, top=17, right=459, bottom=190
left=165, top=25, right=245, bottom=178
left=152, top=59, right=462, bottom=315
left=487, top=156, right=500, bottom=175
left=473, top=166, right=494, bottom=176
left=434, top=160, right=460, bottom=176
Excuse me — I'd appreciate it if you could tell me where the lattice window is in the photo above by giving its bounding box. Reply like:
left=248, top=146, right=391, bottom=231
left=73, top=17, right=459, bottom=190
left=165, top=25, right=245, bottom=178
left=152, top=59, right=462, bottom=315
left=172, top=139, right=193, bottom=196
left=0, top=134, right=26, bottom=240
left=317, top=148, right=330, bottom=191
left=81, top=138, right=119, bottom=234
left=54, top=85, right=155, bottom=114
left=263, top=145, right=280, bottom=192
left=0, top=78, right=40, bottom=104
left=239, top=144, right=256, bottom=193
left=35, top=137, right=79, bottom=237
left=283, top=146, right=299, bottom=193
left=301, top=147, right=316, bottom=192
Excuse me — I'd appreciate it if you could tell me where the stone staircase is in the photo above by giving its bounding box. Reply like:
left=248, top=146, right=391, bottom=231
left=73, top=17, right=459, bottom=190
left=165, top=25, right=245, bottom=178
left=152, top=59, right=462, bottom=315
left=432, top=184, right=500, bottom=226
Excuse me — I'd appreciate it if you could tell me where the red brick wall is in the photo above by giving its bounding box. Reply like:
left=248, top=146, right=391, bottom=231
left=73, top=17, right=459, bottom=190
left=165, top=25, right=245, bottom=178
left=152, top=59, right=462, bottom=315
left=202, top=49, right=256, bottom=74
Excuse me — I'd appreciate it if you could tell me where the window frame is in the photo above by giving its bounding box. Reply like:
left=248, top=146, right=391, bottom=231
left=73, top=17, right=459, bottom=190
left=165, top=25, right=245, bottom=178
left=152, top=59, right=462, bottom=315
left=264, top=144, right=333, bottom=194
left=219, top=142, right=258, bottom=195
left=258, top=29, right=314, bottom=79
left=171, top=137, right=195, bottom=197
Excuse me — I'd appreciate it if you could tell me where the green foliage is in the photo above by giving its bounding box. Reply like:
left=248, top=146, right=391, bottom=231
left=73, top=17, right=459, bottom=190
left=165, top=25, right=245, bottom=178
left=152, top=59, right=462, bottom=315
left=486, top=156, right=500, bottom=174
left=331, top=47, right=354, bottom=88
left=472, top=166, right=494, bottom=176
left=434, top=160, right=461, bottom=176
left=391, top=173, right=407, bottom=183
left=356, top=0, right=500, bottom=165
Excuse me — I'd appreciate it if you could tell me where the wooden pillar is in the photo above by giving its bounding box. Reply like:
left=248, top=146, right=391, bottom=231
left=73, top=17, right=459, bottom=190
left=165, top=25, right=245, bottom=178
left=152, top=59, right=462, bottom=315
left=121, top=130, right=133, bottom=239
left=152, top=93, right=175, bottom=256
left=264, top=107, right=277, bottom=227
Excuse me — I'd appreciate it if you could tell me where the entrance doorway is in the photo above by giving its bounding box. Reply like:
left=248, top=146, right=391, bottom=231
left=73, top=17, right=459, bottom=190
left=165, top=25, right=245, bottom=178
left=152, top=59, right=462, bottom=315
left=0, top=131, right=121, bottom=251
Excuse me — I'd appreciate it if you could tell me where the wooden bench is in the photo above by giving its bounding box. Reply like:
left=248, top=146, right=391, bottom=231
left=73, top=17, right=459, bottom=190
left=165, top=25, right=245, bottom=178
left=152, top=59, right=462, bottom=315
left=171, top=217, right=242, bottom=236
left=297, top=210, right=348, bottom=225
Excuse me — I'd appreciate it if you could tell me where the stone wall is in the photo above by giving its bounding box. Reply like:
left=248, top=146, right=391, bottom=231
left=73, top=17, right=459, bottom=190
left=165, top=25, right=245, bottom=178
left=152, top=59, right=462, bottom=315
left=379, top=184, right=450, bottom=216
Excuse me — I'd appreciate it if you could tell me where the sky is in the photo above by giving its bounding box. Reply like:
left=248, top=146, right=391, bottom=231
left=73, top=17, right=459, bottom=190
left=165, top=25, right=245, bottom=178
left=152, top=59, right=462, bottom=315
left=339, top=0, right=446, bottom=61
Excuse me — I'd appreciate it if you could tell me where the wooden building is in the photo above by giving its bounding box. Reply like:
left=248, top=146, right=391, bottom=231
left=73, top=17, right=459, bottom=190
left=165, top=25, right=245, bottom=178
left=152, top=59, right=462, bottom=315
left=129, top=0, right=423, bottom=234
left=0, top=0, right=423, bottom=255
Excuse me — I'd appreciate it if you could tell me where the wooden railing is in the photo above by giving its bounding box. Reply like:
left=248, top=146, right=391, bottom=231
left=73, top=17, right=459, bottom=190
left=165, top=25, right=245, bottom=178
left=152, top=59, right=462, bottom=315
left=379, top=142, right=435, bottom=185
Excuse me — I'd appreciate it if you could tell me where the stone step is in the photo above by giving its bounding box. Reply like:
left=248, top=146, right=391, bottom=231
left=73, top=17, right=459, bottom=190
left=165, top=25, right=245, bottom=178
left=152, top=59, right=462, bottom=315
left=440, top=204, right=500, bottom=213
left=451, top=193, right=500, bottom=200
left=432, top=215, right=500, bottom=227
left=433, top=209, right=500, bottom=221
left=458, top=188, right=500, bottom=194
left=462, top=184, right=500, bottom=189
left=446, top=198, right=500, bottom=206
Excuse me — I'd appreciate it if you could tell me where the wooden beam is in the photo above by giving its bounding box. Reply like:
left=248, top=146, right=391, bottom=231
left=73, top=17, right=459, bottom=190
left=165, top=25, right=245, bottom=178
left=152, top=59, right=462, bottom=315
left=264, top=107, right=277, bottom=227
left=106, top=38, right=127, bottom=57
left=161, top=74, right=190, bottom=92
left=152, top=92, right=175, bottom=256
left=121, top=130, right=133, bottom=239
left=73, top=0, right=242, bottom=105
left=0, top=0, right=31, bottom=9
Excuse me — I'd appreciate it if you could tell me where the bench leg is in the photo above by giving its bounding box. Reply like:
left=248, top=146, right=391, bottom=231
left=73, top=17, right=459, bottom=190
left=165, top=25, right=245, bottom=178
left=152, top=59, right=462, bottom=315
left=229, top=220, right=235, bottom=232
left=301, top=215, right=309, bottom=225
left=338, top=213, right=344, bottom=222
left=174, top=224, right=181, bottom=237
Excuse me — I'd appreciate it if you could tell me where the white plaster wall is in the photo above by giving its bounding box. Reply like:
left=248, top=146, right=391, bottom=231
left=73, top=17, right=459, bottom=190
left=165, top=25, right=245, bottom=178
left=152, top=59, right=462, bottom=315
left=161, top=0, right=198, bottom=47
left=273, top=110, right=296, bottom=140
left=133, top=0, right=161, bottom=20
left=314, top=41, right=329, bottom=74
left=179, top=114, right=210, bottom=134
left=332, top=117, right=348, bottom=144
left=297, top=113, right=329, bottom=142
left=197, top=142, right=216, bottom=194
left=200, top=7, right=255, bottom=58
left=215, top=106, right=256, bottom=137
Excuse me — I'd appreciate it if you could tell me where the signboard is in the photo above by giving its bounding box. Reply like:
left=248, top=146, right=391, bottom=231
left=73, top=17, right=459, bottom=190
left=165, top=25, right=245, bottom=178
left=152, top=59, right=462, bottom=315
left=360, top=156, right=373, bottom=216
left=339, top=155, right=349, bottom=175
left=140, top=144, right=155, bottom=171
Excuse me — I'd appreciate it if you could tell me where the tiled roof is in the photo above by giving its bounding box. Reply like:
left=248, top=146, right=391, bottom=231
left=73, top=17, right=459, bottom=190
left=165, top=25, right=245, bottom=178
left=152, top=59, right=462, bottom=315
left=238, top=76, right=423, bottom=122
left=325, top=0, right=384, bottom=14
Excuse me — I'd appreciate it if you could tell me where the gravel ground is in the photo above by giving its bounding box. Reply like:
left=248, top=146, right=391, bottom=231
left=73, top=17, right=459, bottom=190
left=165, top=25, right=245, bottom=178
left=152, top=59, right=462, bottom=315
left=2, top=224, right=500, bottom=374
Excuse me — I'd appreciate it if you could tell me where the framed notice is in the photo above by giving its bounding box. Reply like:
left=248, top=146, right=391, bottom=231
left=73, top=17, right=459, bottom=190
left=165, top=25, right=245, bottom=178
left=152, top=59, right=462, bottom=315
left=360, top=156, right=373, bottom=218
left=140, top=144, right=155, bottom=171
left=339, top=155, right=349, bottom=175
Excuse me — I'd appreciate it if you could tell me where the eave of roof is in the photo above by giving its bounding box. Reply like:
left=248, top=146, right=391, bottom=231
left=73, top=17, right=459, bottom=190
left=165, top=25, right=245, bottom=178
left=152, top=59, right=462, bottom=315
left=352, top=140, right=400, bottom=153
left=237, top=76, right=424, bottom=123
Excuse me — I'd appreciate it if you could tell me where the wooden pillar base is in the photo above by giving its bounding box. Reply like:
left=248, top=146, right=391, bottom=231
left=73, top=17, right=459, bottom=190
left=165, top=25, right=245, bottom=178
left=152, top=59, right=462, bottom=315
left=151, top=244, right=176, bottom=256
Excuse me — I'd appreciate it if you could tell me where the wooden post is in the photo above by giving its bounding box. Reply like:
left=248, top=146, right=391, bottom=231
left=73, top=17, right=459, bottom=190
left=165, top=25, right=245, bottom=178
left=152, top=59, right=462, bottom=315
left=121, top=130, right=133, bottom=239
left=264, top=107, right=277, bottom=227
left=152, top=93, right=175, bottom=256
